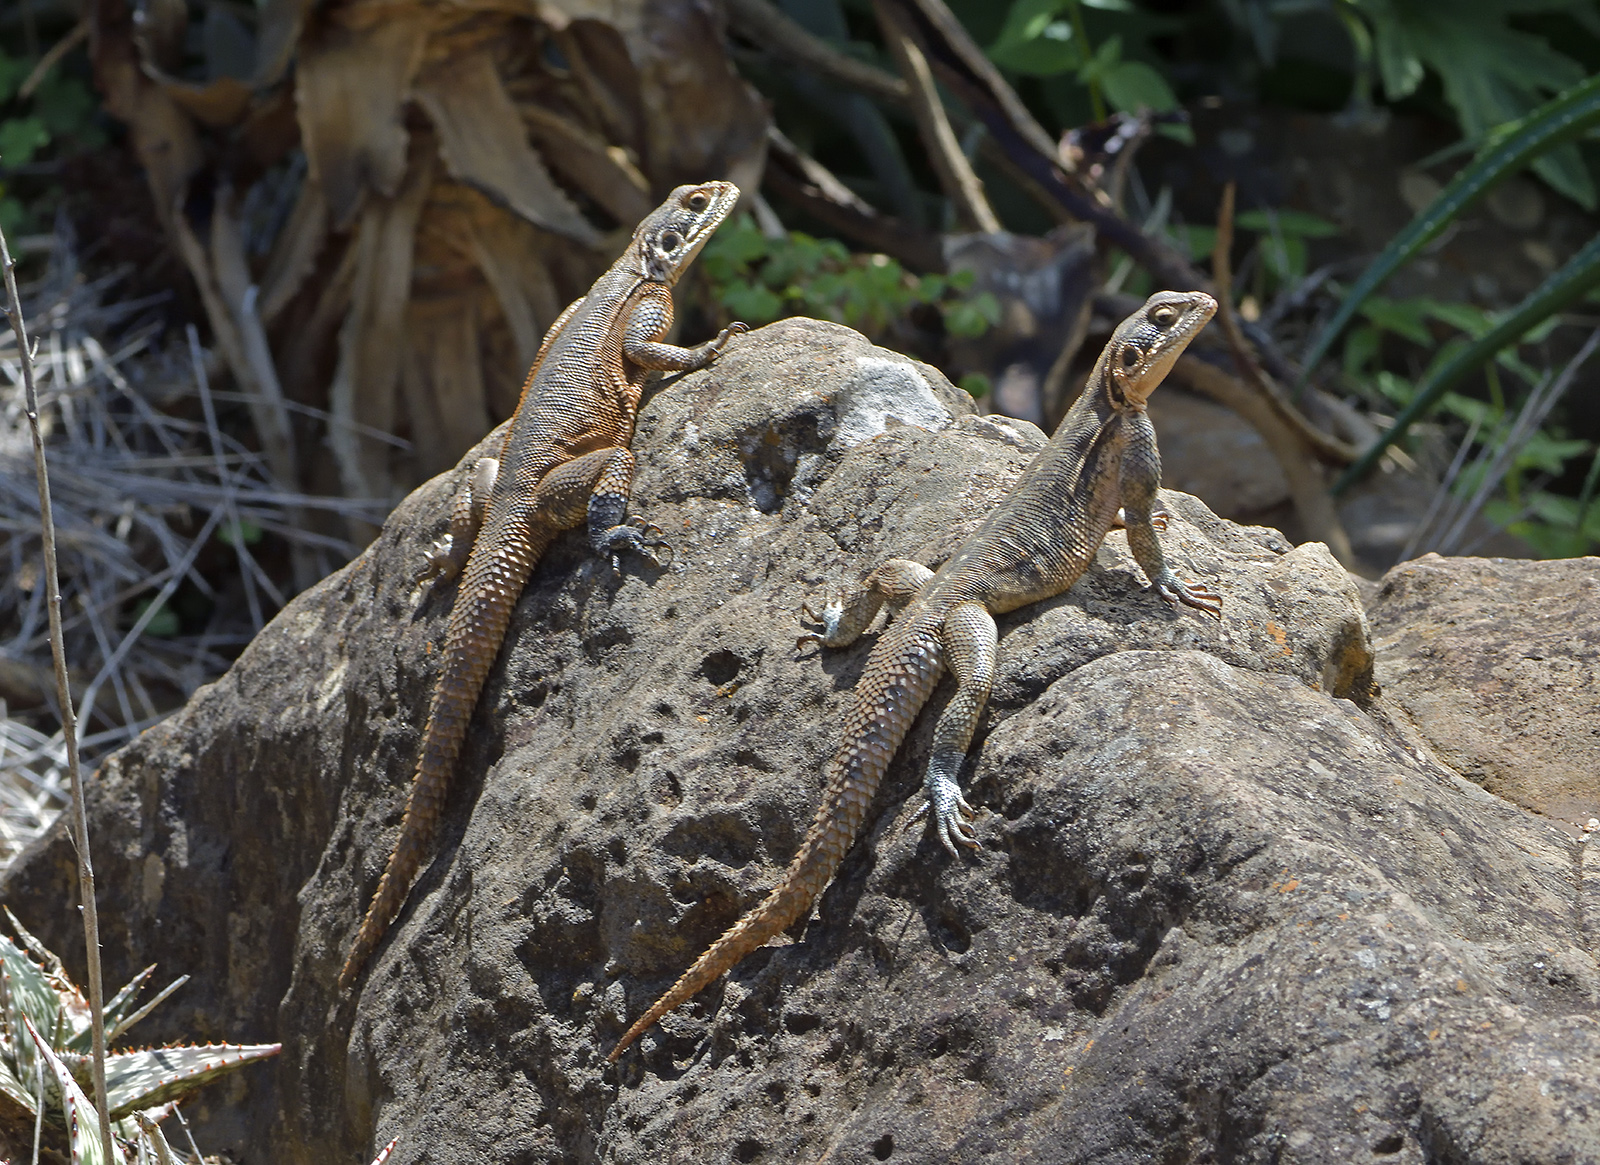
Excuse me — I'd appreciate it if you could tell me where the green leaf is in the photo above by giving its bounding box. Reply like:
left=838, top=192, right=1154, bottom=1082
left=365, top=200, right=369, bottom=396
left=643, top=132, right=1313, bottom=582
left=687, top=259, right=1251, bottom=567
left=0, top=51, right=28, bottom=104
left=1300, top=73, right=1600, bottom=383
left=1235, top=209, right=1342, bottom=239
left=944, top=291, right=1002, bottom=339
left=101, top=1041, right=281, bottom=1118
left=1100, top=60, right=1178, bottom=114
left=128, top=600, right=180, bottom=639
left=1335, top=229, right=1600, bottom=493
left=217, top=517, right=262, bottom=547
left=0, top=117, right=51, bottom=167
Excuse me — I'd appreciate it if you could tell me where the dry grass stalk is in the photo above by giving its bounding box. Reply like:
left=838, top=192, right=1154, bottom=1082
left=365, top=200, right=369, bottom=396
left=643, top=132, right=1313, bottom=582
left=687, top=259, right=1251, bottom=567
left=0, top=220, right=116, bottom=1165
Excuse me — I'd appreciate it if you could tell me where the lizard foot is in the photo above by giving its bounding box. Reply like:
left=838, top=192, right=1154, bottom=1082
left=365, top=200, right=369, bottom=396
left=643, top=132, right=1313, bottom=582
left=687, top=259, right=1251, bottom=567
left=796, top=598, right=845, bottom=650
left=908, top=772, right=980, bottom=857
left=1113, top=506, right=1170, bottom=531
left=594, top=520, right=673, bottom=572
left=1153, top=577, right=1223, bottom=621
left=416, top=534, right=462, bottom=590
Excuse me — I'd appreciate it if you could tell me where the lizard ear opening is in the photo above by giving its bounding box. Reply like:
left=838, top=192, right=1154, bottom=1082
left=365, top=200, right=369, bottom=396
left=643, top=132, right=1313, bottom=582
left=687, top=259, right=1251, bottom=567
left=1120, top=346, right=1141, bottom=369
left=660, top=232, right=682, bottom=251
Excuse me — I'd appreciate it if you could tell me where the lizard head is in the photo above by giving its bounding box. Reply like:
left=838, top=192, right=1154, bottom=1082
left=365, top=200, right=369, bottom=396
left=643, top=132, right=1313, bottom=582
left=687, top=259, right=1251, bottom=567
left=637, top=181, right=741, bottom=284
left=1108, top=290, right=1217, bottom=408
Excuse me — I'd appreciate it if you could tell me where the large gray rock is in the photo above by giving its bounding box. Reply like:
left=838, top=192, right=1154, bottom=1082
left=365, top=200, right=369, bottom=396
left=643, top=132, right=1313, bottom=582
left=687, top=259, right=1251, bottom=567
left=1367, top=553, right=1600, bottom=827
left=1, top=318, right=1593, bottom=1165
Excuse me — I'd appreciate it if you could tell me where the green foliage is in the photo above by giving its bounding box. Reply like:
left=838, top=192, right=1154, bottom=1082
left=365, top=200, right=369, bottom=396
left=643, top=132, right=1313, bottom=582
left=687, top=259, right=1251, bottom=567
left=1343, top=0, right=1596, bottom=208
left=0, top=910, right=280, bottom=1162
left=1333, top=228, right=1600, bottom=492
left=700, top=219, right=997, bottom=341
left=987, top=0, right=1185, bottom=132
left=1302, top=74, right=1600, bottom=381
left=0, top=44, right=106, bottom=234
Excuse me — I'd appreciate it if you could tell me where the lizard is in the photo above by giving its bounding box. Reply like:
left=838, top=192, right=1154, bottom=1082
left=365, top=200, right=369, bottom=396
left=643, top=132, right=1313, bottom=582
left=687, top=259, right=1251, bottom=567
left=609, top=289, right=1221, bottom=1059
left=340, top=181, right=747, bottom=990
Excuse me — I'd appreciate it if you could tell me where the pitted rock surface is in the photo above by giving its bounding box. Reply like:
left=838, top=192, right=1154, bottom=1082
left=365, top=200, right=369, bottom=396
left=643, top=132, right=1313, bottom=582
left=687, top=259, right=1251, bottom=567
left=1, top=321, right=1592, bottom=1165
left=1367, top=553, right=1600, bottom=827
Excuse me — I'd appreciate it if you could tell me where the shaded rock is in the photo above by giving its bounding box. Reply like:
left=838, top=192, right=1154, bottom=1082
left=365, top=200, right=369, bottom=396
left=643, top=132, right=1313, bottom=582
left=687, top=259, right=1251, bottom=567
left=1368, top=553, right=1600, bottom=827
left=0, top=320, right=1591, bottom=1165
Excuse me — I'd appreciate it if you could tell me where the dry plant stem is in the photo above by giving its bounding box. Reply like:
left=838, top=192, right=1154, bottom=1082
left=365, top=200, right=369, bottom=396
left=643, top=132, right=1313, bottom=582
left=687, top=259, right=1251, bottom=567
left=0, top=228, right=115, bottom=1163
left=728, top=0, right=911, bottom=106
left=1172, top=355, right=1358, bottom=567
left=874, top=0, right=1000, bottom=234
left=19, top=17, right=88, bottom=99
left=1209, top=187, right=1357, bottom=568
left=1211, top=184, right=1360, bottom=466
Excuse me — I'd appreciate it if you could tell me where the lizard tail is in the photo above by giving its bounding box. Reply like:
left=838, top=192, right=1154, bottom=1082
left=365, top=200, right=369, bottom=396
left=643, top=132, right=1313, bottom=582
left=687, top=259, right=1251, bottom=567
left=339, top=530, right=547, bottom=991
left=610, top=628, right=942, bottom=1060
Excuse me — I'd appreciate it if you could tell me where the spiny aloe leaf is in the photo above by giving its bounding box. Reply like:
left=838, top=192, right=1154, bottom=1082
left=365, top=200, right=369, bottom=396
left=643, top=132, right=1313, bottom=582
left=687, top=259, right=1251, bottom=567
left=0, top=1049, right=36, bottom=1115
left=0, top=934, right=65, bottom=1087
left=24, top=1017, right=125, bottom=1165
left=132, top=1111, right=179, bottom=1165
left=372, top=1137, right=400, bottom=1164
left=102, top=1041, right=281, bottom=1118
left=104, top=976, right=188, bottom=1047
left=1333, top=229, right=1600, bottom=492
left=96, top=966, right=157, bottom=1047
left=1300, top=72, right=1600, bottom=384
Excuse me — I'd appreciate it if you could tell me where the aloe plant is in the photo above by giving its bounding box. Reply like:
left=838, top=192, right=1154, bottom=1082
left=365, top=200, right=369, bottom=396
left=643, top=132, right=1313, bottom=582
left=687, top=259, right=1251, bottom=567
left=0, top=910, right=279, bottom=1162
left=1293, top=74, right=1600, bottom=493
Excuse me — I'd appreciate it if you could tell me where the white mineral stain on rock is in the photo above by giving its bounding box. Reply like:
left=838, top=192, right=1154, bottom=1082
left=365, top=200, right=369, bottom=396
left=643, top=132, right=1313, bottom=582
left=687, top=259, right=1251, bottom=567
left=832, top=356, right=952, bottom=449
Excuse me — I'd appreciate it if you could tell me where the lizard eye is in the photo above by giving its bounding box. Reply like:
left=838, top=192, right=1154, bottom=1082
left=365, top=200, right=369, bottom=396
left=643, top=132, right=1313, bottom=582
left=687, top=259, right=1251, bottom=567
left=1121, top=346, right=1141, bottom=369
left=687, top=192, right=709, bottom=212
left=660, top=231, right=682, bottom=251
left=1151, top=305, right=1177, bottom=327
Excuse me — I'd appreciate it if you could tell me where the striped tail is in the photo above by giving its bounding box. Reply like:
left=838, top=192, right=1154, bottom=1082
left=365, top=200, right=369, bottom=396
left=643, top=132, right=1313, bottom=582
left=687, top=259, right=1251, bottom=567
left=610, top=628, right=943, bottom=1059
left=339, top=530, right=546, bottom=990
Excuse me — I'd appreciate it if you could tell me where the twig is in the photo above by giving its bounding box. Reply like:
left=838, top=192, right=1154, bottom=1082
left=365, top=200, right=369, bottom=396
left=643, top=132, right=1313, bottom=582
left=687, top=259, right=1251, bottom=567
left=0, top=222, right=115, bottom=1162
left=763, top=127, right=945, bottom=272
left=18, top=17, right=88, bottom=99
left=1169, top=353, right=1358, bottom=568
left=874, top=1, right=1000, bottom=234
left=726, top=0, right=911, bottom=107
left=1397, top=411, right=1482, bottom=563
left=1436, top=327, right=1600, bottom=554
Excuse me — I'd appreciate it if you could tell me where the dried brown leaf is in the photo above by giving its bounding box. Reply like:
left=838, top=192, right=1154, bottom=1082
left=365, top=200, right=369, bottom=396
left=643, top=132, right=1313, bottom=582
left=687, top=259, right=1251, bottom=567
left=296, top=14, right=431, bottom=229
left=416, top=48, right=601, bottom=247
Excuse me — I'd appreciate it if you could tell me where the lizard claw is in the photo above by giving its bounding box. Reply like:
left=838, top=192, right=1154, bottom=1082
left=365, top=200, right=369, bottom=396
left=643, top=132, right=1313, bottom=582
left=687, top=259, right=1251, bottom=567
left=594, top=520, right=673, bottom=572
left=924, top=770, right=981, bottom=857
left=416, top=534, right=461, bottom=590
left=1154, top=578, right=1223, bottom=621
left=1112, top=506, right=1170, bottom=531
left=796, top=597, right=845, bottom=649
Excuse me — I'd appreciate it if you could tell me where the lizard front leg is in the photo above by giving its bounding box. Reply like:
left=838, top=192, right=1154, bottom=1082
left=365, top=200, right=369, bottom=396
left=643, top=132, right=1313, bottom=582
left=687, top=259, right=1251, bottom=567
left=1121, top=416, right=1222, bottom=619
left=798, top=558, right=934, bottom=649
left=622, top=284, right=747, bottom=373
left=419, top=456, right=499, bottom=589
left=918, top=602, right=996, bottom=855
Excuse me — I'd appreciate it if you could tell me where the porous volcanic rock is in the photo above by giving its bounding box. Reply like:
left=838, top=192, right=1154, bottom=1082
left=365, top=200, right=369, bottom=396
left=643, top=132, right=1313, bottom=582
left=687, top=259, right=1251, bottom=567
left=2, top=318, right=1594, bottom=1165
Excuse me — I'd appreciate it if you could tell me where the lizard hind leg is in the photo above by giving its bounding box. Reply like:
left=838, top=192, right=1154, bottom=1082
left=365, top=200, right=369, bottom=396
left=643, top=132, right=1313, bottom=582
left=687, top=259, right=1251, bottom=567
left=917, top=602, right=997, bottom=856
left=419, top=457, right=499, bottom=590
left=798, top=558, right=934, bottom=649
left=583, top=448, right=671, bottom=571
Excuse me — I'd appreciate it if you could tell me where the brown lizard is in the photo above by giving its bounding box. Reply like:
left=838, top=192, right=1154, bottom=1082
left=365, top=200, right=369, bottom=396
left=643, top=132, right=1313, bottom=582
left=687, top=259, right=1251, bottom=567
left=609, top=289, right=1220, bottom=1059
left=341, top=182, right=747, bottom=990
